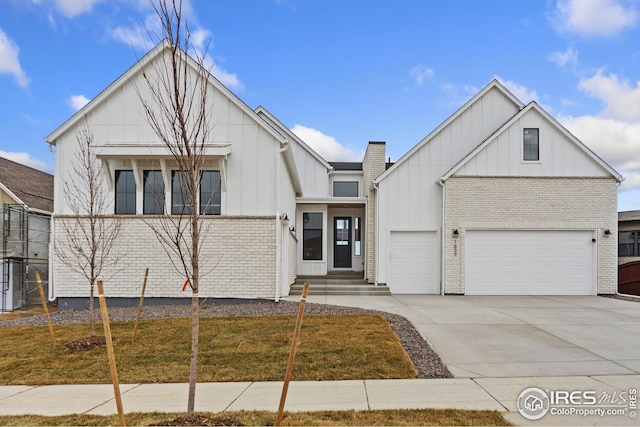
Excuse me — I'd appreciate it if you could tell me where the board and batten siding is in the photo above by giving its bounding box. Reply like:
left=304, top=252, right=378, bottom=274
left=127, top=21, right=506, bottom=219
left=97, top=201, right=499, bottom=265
left=375, top=85, right=521, bottom=284
left=443, top=176, right=618, bottom=294
left=290, top=141, right=330, bottom=198
left=454, top=108, right=612, bottom=178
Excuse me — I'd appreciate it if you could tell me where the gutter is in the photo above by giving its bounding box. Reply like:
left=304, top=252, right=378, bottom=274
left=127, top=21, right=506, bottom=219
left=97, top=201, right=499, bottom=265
left=48, top=213, right=56, bottom=302
left=372, top=181, right=379, bottom=285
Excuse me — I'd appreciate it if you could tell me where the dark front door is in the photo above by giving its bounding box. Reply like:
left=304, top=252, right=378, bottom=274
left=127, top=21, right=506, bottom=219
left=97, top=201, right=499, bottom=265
left=334, top=217, right=352, bottom=268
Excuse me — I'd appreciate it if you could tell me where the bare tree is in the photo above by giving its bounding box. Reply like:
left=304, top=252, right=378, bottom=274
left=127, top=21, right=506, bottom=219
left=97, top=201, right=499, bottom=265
left=55, top=124, right=123, bottom=338
left=137, top=0, right=215, bottom=418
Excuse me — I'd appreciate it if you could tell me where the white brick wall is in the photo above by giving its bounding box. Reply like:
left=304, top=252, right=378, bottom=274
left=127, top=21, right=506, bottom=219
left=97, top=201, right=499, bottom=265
left=443, top=176, right=618, bottom=294
left=288, top=231, right=297, bottom=286
left=53, top=216, right=277, bottom=299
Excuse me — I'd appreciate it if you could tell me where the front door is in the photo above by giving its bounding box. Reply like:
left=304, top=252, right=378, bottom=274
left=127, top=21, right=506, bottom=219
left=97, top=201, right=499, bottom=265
left=334, top=217, right=352, bottom=268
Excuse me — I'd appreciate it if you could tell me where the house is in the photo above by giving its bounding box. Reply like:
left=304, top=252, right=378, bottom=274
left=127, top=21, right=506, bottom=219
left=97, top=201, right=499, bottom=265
left=46, top=41, right=621, bottom=308
left=618, top=210, right=640, bottom=295
left=0, top=157, right=53, bottom=311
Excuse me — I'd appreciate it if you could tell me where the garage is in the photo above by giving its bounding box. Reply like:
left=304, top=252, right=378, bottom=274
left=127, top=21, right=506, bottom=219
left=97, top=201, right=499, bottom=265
left=389, top=231, right=439, bottom=294
left=465, top=230, right=595, bottom=295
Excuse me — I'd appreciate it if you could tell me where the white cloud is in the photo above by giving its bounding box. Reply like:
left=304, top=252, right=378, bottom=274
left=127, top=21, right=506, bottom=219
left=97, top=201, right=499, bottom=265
left=190, top=28, right=211, bottom=51
left=578, top=70, right=640, bottom=121
left=290, top=125, right=364, bottom=162
left=68, top=94, right=90, bottom=111
left=410, top=64, right=434, bottom=85
left=495, top=76, right=539, bottom=103
left=53, top=0, right=104, bottom=18
left=0, top=28, right=30, bottom=88
left=0, top=151, right=50, bottom=173
left=552, top=0, right=638, bottom=36
left=111, top=14, right=159, bottom=50
left=548, top=46, right=578, bottom=68
left=558, top=71, right=640, bottom=192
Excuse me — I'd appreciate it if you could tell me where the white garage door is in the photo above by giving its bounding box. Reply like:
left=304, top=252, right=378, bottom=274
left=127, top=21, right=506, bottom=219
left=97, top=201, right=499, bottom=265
left=389, top=231, right=439, bottom=294
left=465, top=230, right=595, bottom=295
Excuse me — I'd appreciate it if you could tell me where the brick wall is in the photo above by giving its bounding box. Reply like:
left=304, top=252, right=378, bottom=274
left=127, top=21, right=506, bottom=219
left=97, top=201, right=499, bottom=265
left=288, top=231, right=297, bottom=286
left=53, top=215, right=277, bottom=298
left=362, top=142, right=386, bottom=283
left=443, top=176, right=618, bottom=294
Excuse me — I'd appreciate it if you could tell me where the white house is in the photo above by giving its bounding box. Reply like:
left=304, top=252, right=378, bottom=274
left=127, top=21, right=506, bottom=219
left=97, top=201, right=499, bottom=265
left=46, top=41, right=622, bottom=308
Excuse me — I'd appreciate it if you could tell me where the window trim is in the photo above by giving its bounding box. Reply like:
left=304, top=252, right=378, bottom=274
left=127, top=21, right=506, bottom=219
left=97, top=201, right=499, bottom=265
left=332, top=181, right=359, bottom=197
left=523, top=128, right=540, bottom=162
left=302, top=212, right=323, bottom=261
left=143, top=170, right=165, bottom=215
left=115, top=170, right=136, bottom=215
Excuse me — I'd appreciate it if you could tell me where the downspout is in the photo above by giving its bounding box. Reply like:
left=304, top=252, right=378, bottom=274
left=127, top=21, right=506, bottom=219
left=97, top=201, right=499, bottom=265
left=275, top=211, right=282, bottom=302
left=438, top=178, right=446, bottom=296
left=48, top=213, right=56, bottom=302
left=372, top=181, right=379, bottom=285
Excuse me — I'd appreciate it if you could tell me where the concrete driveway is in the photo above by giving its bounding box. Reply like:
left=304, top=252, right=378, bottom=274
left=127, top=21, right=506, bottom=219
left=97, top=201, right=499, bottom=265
left=296, top=295, right=640, bottom=378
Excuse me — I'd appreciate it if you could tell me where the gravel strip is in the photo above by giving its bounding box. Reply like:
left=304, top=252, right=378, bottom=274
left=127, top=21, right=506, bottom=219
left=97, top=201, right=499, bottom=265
left=0, top=301, right=452, bottom=379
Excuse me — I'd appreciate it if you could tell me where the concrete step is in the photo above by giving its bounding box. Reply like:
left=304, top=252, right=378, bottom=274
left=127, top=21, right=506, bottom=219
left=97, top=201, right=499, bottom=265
left=289, top=283, right=391, bottom=296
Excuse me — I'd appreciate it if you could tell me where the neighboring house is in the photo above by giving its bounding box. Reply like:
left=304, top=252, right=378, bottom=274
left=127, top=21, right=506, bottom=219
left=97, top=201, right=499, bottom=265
left=0, top=157, right=53, bottom=311
left=46, top=41, right=622, bottom=308
left=618, top=210, right=640, bottom=295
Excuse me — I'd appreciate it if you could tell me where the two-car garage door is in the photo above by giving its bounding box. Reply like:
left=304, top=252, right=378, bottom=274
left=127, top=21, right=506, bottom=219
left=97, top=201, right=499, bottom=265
left=465, top=230, right=595, bottom=295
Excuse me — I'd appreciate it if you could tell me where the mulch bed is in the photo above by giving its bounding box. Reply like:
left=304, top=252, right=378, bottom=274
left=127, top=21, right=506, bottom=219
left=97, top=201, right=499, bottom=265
left=150, top=415, right=245, bottom=426
left=65, top=335, right=114, bottom=353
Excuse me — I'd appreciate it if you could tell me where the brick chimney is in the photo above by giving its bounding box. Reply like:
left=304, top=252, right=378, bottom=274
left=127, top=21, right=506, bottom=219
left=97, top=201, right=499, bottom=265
left=362, top=141, right=385, bottom=283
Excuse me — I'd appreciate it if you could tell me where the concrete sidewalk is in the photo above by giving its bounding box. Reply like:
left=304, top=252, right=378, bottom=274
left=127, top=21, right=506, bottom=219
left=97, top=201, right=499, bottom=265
left=1, top=376, right=638, bottom=425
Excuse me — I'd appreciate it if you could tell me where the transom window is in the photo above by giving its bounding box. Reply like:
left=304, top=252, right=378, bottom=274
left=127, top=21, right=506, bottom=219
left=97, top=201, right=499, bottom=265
left=333, top=181, right=359, bottom=197
left=303, top=212, right=323, bottom=260
left=143, top=170, right=165, bottom=214
left=115, top=170, right=136, bottom=215
left=523, top=128, right=539, bottom=161
left=619, top=231, right=640, bottom=257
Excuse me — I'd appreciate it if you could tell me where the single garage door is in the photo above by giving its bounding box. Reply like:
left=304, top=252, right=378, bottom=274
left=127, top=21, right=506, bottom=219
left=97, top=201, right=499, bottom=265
left=389, top=231, right=439, bottom=294
left=465, top=230, right=595, bottom=295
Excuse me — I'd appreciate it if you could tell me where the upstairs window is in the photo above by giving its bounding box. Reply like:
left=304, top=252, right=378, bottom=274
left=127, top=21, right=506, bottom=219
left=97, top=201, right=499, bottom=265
left=523, top=128, right=539, bottom=161
left=333, top=181, right=359, bottom=197
left=200, top=171, right=221, bottom=215
left=143, top=170, right=165, bottom=214
left=115, top=170, right=136, bottom=215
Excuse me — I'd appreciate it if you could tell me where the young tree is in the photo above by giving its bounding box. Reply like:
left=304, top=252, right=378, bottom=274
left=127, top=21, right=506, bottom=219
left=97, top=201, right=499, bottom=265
left=56, top=124, right=123, bottom=338
left=137, top=0, right=215, bottom=418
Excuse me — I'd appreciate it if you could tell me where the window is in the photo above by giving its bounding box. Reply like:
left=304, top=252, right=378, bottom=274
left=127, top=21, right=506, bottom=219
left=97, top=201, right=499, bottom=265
left=200, top=171, right=221, bottom=215
left=523, top=128, right=539, bottom=161
left=354, top=217, right=361, bottom=256
left=303, top=212, right=322, bottom=260
left=115, top=170, right=136, bottom=214
left=333, top=181, right=359, bottom=197
left=143, top=170, right=165, bottom=214
left=619, top=231, right=639, bottom=257
left=171, top=171, right=192, bottom=215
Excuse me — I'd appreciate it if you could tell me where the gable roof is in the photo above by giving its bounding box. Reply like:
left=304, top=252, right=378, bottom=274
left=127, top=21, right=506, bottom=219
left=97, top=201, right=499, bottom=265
left=46, top=40, right=287, bottom=146
left=439, top=101, right=623, bottom=182
left=254, top=106, right=333, bottom=171
left=0, top=157, right=54, bottom=213
left=374, top=79, right=524, bottom=184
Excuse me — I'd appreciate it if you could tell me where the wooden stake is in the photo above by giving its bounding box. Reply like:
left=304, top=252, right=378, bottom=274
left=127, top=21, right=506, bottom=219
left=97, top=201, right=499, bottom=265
left=131, top=267, right=149, bottom=344
left=35, top=271, right=56, bottom=346
left=97, top=280, right=126, bottom=427
left=275, top=283, right=309, bottom=426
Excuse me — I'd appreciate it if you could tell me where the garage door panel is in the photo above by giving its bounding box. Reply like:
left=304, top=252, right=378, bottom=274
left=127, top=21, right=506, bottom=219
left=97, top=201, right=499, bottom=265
left=389, top=231, right=439, bottom=294
left=465, top=230, right=594, bottom=295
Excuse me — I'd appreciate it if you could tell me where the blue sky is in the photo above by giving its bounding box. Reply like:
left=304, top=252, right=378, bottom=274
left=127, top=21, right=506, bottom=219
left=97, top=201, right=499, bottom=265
left=1, top=0, right=640, bottom=210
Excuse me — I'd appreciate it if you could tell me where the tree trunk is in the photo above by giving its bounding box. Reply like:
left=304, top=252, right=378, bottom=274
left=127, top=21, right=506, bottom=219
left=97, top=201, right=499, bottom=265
left=89, top=282, right=95, bottom=338
left=187, top=292, right=199, bottom=418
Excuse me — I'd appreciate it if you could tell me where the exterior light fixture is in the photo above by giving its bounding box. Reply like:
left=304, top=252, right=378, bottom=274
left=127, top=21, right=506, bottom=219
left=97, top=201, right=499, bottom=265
left=604, top=229, right=611, bottom=235
left=453, top=229, right=459, bottom=237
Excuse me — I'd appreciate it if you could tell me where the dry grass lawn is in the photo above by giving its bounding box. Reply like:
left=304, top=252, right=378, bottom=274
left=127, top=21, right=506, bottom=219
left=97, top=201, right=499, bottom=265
left=0, top=314, right=417, bottom=384
left=0, top=409, right=513, bottom=426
